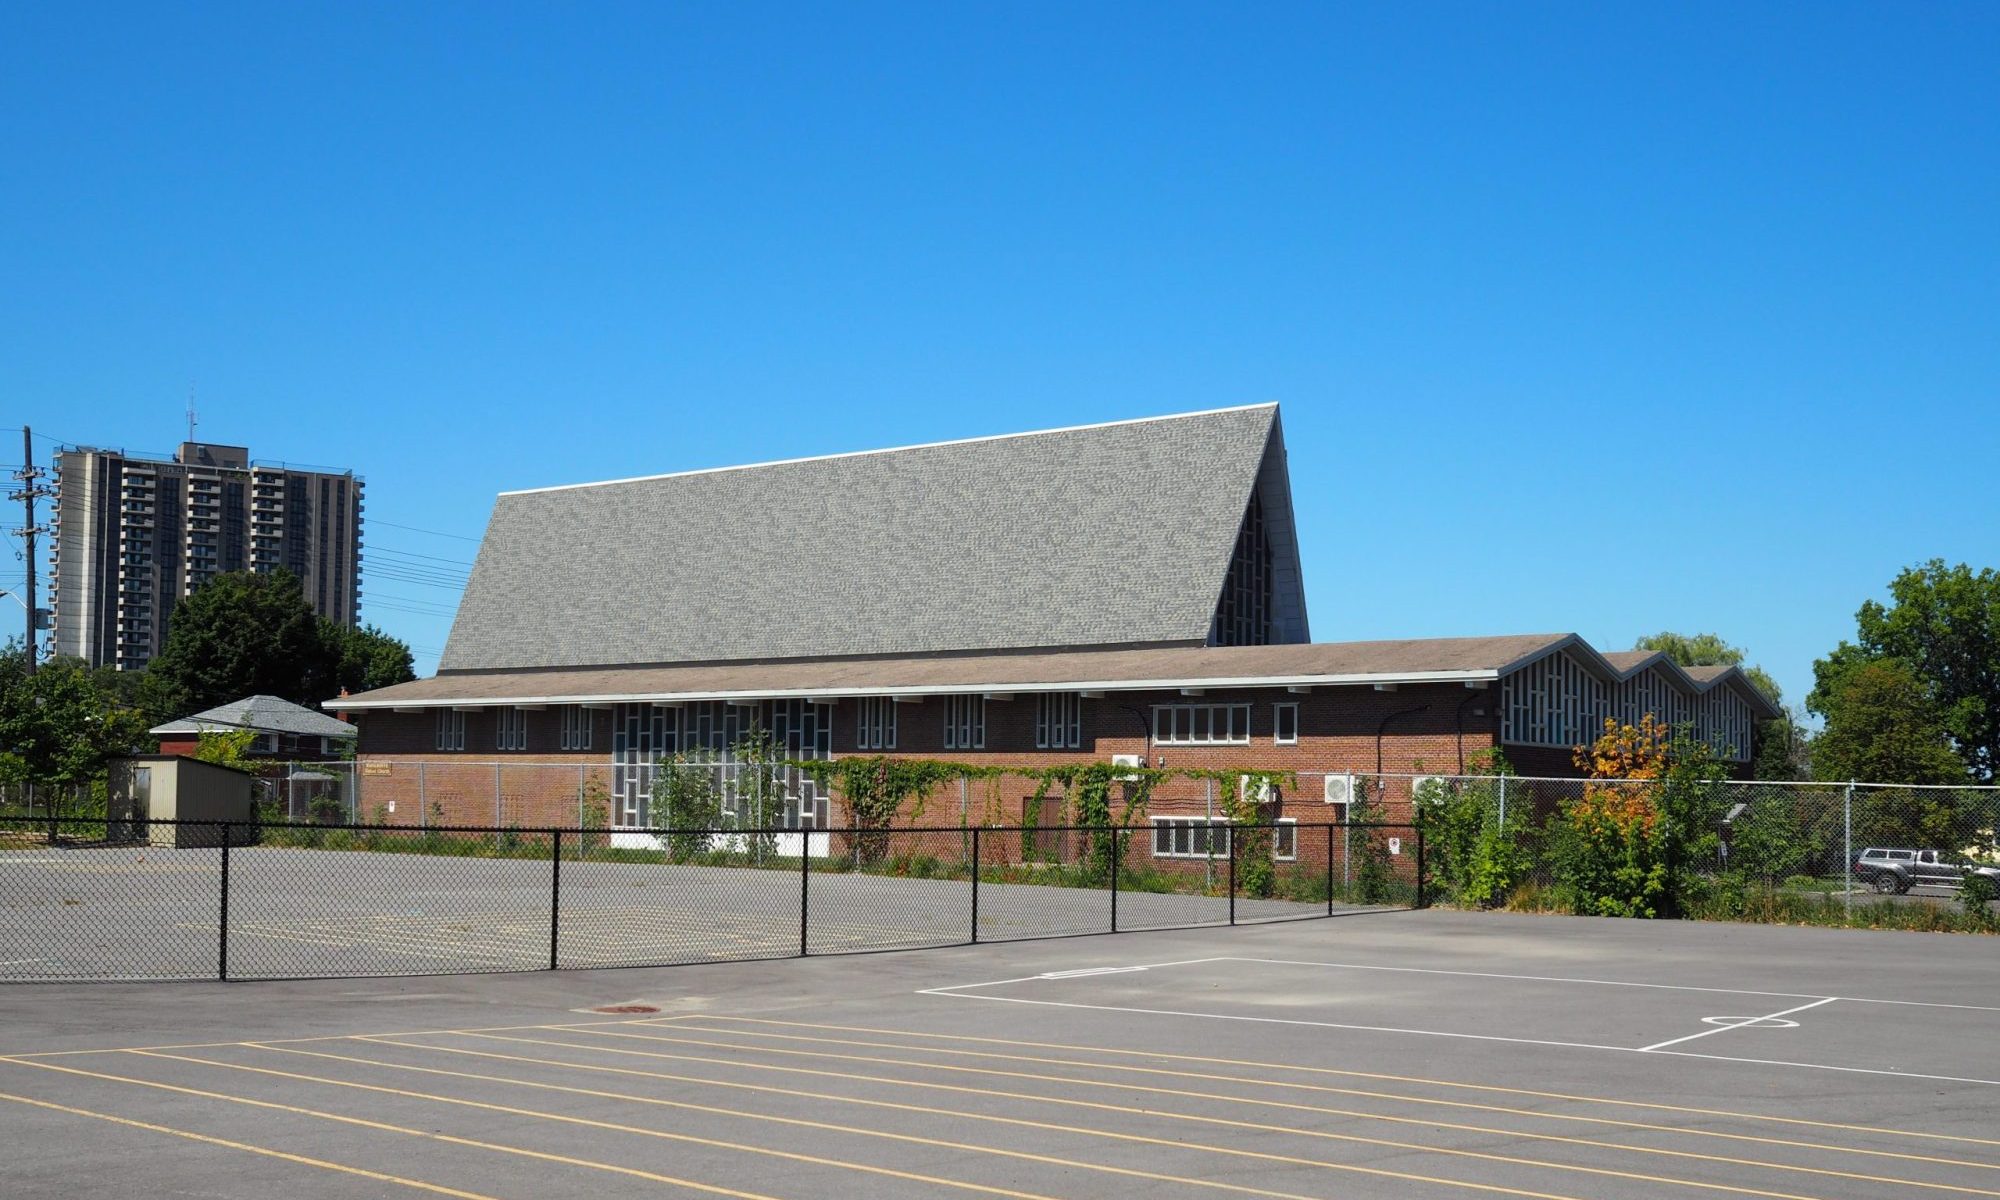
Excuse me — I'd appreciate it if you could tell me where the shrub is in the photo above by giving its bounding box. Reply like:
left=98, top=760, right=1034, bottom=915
left=1414, top=763, right=1529, bottom=909
left=1962, top=874, right=1998, bottom=926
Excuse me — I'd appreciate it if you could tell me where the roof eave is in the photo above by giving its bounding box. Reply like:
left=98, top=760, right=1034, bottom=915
left=328, top=667, right=1503, bottom=711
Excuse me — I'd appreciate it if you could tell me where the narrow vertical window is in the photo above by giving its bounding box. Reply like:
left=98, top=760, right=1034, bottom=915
left=1273, top=702, right=1299, bottom=745
left=560, top=705, right=594, bottom=751
left=1274, top=819, right=1298, bottom=860
left=856, top=697, right=897, bottom=750
left=1036, top=692, right=1081, bottom=749
left=434, top=709, right=466, bottom=752
left=496, top=707, right=527, bottom=751
left=944, top=695, right=986, bottom=750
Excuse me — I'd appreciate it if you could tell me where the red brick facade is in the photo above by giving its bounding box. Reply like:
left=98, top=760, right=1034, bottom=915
left=350, top=681, right=1517, bottom=831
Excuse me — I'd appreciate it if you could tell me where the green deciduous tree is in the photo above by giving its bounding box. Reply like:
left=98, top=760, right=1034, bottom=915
left=328, top=621, right=417, bottom=694
left=1809, top=659, right=1968, bottom=786
left=1807, top=561, right=2000, bottom=783
left=141, top=570, right=340, bottom=722
left=0, top=645, right=149, bottom=784
left=192, top=727, right=259, bottom=768
left=1634, top=631, right=1781, bottom=704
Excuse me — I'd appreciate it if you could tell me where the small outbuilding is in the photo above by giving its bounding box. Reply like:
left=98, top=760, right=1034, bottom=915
left=106, top=755, right=256, bottom=848
left=152, top=694, right=357, bottom=759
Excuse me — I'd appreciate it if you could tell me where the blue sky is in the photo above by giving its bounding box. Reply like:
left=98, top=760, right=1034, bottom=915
left=3, top=3, right=1995, bottom=704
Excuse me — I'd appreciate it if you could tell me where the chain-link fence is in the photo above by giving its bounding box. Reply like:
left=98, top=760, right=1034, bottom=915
left=1373, top=772, right=2000, bottom=924
left=0, top=816, right=1415, bottom=983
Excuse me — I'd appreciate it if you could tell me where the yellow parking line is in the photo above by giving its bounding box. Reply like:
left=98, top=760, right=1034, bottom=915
left=461, top=1028, right=1980, bottom=1200
left=622, top=1021, right=2000, bottom=1176
left=0, top=1016, right=668, bottom=1060
left=196, top=1040, right=1589, bottom=1200
left=692, top=1014, right=2000, bottom=1149
left=0, top=1056, right=780, bottom=1200
left=353, top=1031, right=1840, bottom=1200
left=130, top=1047, right=1071, bottom=1200
left=580, top=1023, right=2000, bottom=1189
left=0, top=1089, right=500, bottom=1200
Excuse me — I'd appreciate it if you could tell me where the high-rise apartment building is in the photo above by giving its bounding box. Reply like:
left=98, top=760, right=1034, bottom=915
left=50, top=441, right=363, bottom=670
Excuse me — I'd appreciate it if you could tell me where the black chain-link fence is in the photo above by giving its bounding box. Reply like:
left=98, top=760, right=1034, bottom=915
left=0, top=817, right=1417, bottom=982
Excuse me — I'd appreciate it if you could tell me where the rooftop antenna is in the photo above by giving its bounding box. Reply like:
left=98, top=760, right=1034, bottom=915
left=186, top=389, right=198, bottom=444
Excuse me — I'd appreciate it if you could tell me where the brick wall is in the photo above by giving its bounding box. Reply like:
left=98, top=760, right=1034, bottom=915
left=353, top=681, right=1513, bottom=829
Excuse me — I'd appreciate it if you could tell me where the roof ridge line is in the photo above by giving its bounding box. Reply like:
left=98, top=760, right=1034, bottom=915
left=496, top=403, right=1280, bottom=497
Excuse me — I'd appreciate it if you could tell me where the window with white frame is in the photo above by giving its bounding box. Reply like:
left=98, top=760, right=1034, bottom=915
left=1273, top=818, right=1297, bottom=860
left=1035, top=692, right=1082, bottom=749
left=1272, top=702, right=1299, bottom=745
left=434, top=709, right=465, bottom=752
left=856, top=696, right=897, bottom=750
left=1151, top=815, right=1231, bottom=858
left=560, top=705, right=594, bottom=751
left=1152, top=703, right=1251, bottom=746
left=944, top=695, right=985, bottom=750
left=251, top=732, right=280, bottom=755
left=496, top=707, right=527, bottom=751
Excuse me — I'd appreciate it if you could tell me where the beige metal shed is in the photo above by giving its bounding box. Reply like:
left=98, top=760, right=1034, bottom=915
left=107, top=755, right=255, bottom=848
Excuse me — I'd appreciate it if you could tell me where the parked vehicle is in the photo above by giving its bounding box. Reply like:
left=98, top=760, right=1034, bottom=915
left=1853, top=847, right=2000, bottom=894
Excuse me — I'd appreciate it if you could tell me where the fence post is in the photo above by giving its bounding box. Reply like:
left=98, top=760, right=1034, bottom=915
left=495, top=763, right=502, bottom=827
left=799, top=830, right=812, bottom=957
left=418, top=763, right=427, bottom=827
left=1415, top=821, right=1427, bottom=909
left=548, top=829, right=562, bottom=969
left=1325, top=823, right=1335, bottom=916
left=218, top=823, right=232, bottom=982
left=1227, top=826, right=1237, bottom=926
left=1108, top=826, right=1119, bottom=934
left=969, top=825, right=981, bottom=944
left=1204, top=778, right=1215, bottom=892
left=1497, top=776, right=1507, bottom=828
left=1843, top=781, right=1854, bottom=918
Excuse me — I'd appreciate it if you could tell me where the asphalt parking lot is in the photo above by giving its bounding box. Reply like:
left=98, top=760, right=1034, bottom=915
left=4, top=909, right=1997, bottom=1200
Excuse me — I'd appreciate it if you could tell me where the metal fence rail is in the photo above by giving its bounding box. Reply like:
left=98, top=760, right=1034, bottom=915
left=0, top=817, right=1419, bottom=983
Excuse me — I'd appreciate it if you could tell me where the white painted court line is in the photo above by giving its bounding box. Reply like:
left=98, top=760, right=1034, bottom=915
left=1200, top=956, right=2000, bottom=1014
left=919, top=967, right=2000, bottom=1089
left=1639, top=997, right=1840, bottom=1053
left=923, top=989, right=1641, bottom=1055
left=920, top=955, right=1229, bottom=994
left=1038, top=966, right=1149, bottom=979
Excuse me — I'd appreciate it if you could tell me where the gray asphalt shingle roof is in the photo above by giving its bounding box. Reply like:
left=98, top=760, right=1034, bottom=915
left=440, top=404, right=1302, bottom=672
left=338, top=634, right=1574, bottom=708
left=152, top=695, right=358, bottom=738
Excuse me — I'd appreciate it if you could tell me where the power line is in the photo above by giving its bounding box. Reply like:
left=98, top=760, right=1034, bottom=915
left=363, top=590, right=459, bottom=610
left=365, top=600, right=460, bottom=618
left=368, top=518, right=480, bottom=543
left=368, top=546, right=474, bottom=568
left=364, top=566, right=468, bottom=589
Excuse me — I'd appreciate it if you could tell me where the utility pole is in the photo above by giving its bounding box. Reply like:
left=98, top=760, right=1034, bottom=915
left=8, top=426, right=53, bottom=672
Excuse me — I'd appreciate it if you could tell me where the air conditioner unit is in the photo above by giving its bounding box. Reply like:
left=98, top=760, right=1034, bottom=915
left=1411, top=775, right=1451, bottom=804
left=1110, top=753, right=1143, bottom=782
left=1238, top=775, right=1275, bottom=805
left=1322, top=773, right=1357, bottom=807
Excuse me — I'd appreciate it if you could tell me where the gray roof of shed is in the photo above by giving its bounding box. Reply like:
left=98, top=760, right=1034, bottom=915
left=152, top=695, right=358, bottom=738
left=440, top=405, right=1304, bottom=672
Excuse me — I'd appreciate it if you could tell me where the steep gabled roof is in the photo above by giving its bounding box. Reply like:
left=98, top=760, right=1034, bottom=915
left=152, top=695, right=358, bottom=738
left=439, top=404, right=1306, bottom=672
